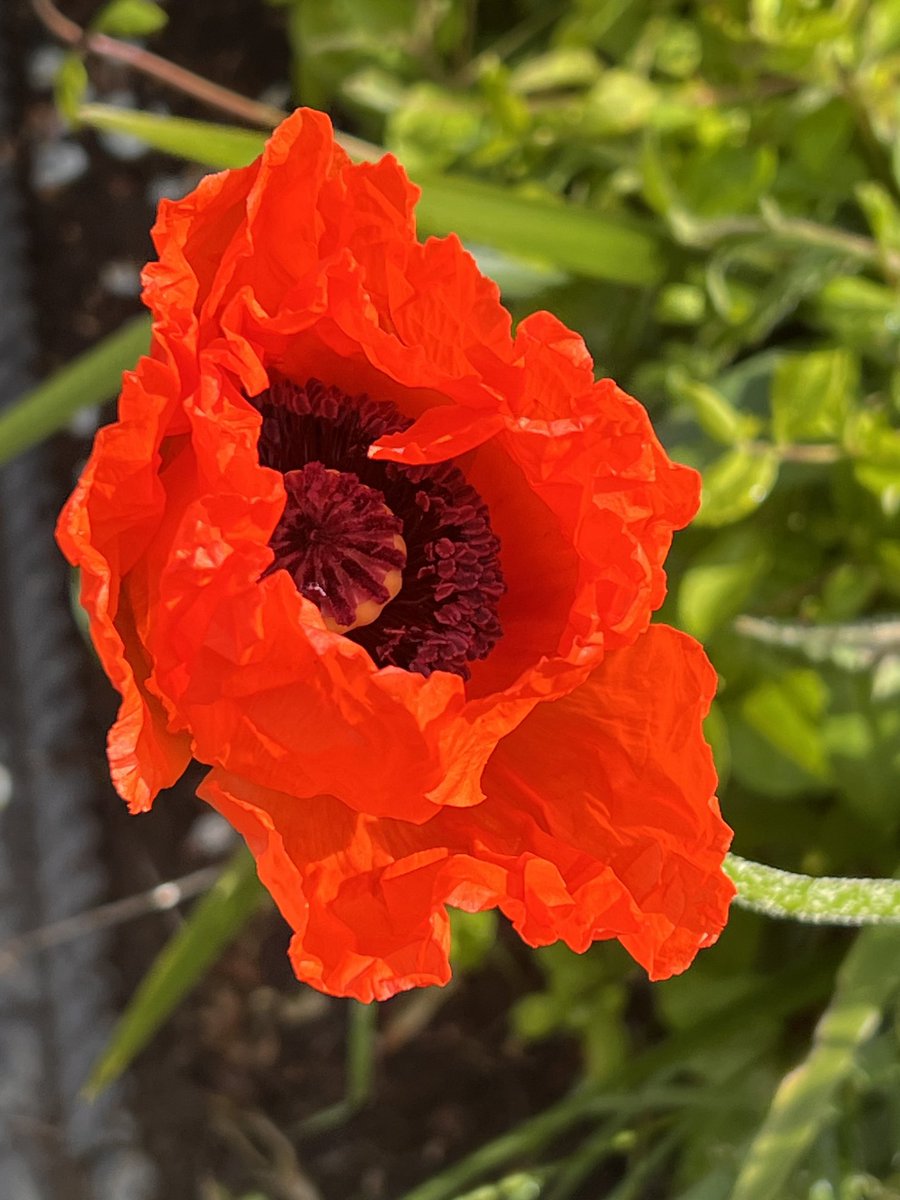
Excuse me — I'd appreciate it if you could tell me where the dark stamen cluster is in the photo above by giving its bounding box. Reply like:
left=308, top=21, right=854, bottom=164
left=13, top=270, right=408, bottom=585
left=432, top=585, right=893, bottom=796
left=265, top=461, right=406, bottom=633
left=253, top=378, right=505, bottom=678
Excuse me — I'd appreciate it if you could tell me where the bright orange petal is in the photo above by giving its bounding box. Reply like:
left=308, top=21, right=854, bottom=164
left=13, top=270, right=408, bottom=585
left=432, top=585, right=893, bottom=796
left=199, top=770, right=458, bottom=1002
left=482, top=623, right=734, bottom=978
left=499, top=314, right=700, bottom=652
left=199, top=625, right=732, bottom=1001
left=56, top=353, right=192, bottom=811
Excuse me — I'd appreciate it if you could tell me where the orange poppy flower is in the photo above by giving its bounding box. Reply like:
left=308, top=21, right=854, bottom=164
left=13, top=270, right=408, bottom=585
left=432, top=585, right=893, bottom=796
left=57, top=109, right=734, bottom=1002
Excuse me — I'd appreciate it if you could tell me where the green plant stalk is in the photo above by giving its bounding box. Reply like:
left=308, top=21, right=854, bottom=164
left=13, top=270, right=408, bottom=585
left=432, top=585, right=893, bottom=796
left=669, top=205, right=900, bottom=278
left=725, top=854, right=900, bottom=924
left=347, top=999, right=378, bottom=1107
left=731, top=923, right=900, bottom=1200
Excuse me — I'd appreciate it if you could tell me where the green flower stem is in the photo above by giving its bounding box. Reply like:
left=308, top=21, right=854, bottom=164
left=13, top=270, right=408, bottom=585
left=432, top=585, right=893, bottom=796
left=298, top=999, right=378, bottom=1135
left=672, top=205, right=900, bottom=276
left=347, top=999, right=378, bottom=1109
left=725, top=854, right=900, bottom=924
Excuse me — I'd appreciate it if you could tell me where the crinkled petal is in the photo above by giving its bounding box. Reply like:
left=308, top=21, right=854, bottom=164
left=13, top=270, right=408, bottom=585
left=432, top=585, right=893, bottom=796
left=500, top=312, right=700, bottom=651
left=199, top=625, right=733, bottom=1001
left=481, top=623, right=735, bottom=979
left=55, top=354, right=192, bottom=811
left=368, top=403, right=506, bottom=464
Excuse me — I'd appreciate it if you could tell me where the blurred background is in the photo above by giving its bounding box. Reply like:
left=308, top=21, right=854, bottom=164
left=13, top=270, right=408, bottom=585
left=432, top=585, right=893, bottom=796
left=1, top=1, right=899, bottom=1198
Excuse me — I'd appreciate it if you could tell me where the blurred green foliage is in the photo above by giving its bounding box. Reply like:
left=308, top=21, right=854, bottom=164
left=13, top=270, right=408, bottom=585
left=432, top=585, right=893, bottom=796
left=15, top=0, right=900, bottom=1195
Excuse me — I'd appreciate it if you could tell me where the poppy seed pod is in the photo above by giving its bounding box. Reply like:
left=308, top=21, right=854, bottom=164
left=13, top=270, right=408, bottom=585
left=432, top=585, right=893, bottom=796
left=57, top=109, right=734, bottom=1002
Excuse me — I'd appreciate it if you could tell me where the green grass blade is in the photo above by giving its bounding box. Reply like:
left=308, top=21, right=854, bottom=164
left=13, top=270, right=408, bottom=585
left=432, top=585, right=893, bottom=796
left=79, top=103, right=269, bottom=168
left=415, top=172, right=664, bottom=286
left=0, top=314, right=150, bottom=465
left=398, top=960, right=832, bottom=1200
left=77, top=105, right=664, bottom=285
left=85, top=848, right=267, bottom=1098
left=730, top=924, right=900, bottom=1200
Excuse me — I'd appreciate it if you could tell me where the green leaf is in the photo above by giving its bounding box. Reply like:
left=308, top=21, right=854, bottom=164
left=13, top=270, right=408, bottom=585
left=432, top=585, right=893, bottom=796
left=845, top=410, right=900, bottom=515
left=824, top=671, right=900, bottom=833
left=716, top=349, right=785, bottom=411
left=751, top=0, right=858, bottom=46
left=729, top=716, right=825, bottom=799
left=731, top=923, right=900, bottom=1200
left=0, top=315, right=150, bottom=465
left=91, top=0, right=168, bottom=36
left=582, top=69, right=659, bottom=136
left=78, top=104, right=268, bottom=168
left=695, top=447, right=779, bottom=527
left=813, top=276, right=900, bottom=365
left=285, top=0, right=418, bottom=109
left=704, top=700, right=731, bottom=787
left=54, top=54, right=89, bottom=124
left=680, top=145, right=777, bottom=220
left=387, top=83, right=489, bottom=176
left=740, top=668, right=831, bottom=783
left=467, top=245, right=568, bottom=299
left=654, top=283, right=706, bottom=325
left=770, top=347, right=857, bottom=445
left=415, top=174, right=664, bottom=286
left=817, top=561, right=880, bottom=622
left=679, top=528, right=771, bottom=641
left=86, top=849, right=266, bottom=1097
left=508, top=47, right=600, bottom=95
left=654, top=20, right=703, bottom=79
left=668, top=369, right=759, bottom=445
left=342, top=65, right=408, bottom=115
left=856, top=180, right=900, bottom=259
left=789, top=98, right=858, bottom=192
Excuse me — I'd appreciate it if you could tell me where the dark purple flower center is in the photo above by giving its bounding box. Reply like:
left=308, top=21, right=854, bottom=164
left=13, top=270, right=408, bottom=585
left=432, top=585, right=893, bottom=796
left=252, top=378, right=505, bottom=679
left=265, top=462, right=407, bottom=634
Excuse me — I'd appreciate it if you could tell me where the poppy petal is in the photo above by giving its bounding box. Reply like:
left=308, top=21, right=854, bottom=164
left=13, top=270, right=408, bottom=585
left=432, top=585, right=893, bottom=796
left=199, top=625, right=732, bottom=1001
left=481, top=623, right=735, bottom=979
left=55, top=354, right=192, bottom=812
